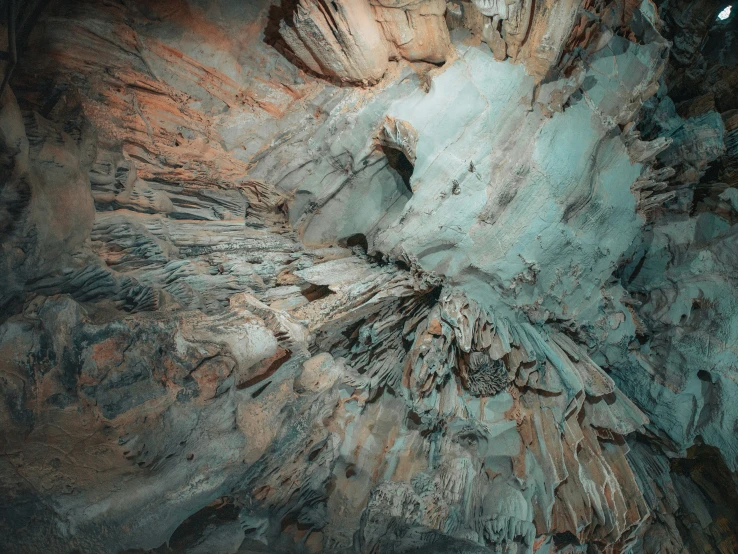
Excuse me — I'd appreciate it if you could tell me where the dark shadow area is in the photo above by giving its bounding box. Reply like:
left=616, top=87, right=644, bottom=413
left=553, top=531, right=581, bottom=548
left=237, top=349, right=293, bottom=391
left=301, top=284, right=333, bottom=302
left=165, top=498, right=239, bottom=552
left=345, top=232, right=368, bottom=252
left=262, top=0, right=299, bottom=51
left=381, top=145, right=414, bottom=195
left=669, top=443, right=738, bottom=551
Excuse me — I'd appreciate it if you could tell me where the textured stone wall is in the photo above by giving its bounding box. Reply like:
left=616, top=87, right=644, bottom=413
left=1, top=1, right=737, bottom=553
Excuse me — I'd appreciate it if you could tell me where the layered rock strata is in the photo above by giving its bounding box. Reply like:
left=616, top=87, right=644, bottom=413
left=1, top=1, right=737, bottom=553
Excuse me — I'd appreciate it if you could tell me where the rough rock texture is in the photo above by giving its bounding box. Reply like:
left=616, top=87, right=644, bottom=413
left=276, top=0, right=451, bottom=84
left=1, top=1, right=738, bottom=553
left=278, top=0, right=391, bottom=84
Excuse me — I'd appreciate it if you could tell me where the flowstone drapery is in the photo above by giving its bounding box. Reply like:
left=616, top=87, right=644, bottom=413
left=1, top=1, right=738, bottom=553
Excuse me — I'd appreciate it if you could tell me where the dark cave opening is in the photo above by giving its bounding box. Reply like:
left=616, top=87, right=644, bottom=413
left=381, top=145, right=414, bottom=196
left=553, top=531, right=581, bottom=548
left=345, top=232, right=368, bottom=252
left=301, top=284, right=333, bottom=302
left=164, top=498, right=240, bottom=552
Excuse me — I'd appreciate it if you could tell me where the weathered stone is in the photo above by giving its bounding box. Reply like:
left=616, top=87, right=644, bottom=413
left=1, top=0, right=738, bottom=552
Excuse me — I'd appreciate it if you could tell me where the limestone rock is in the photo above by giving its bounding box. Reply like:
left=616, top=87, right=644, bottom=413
left=1, top=1, right=738, bottom=553
left=279, top=0, right=390, bottom=84
left=372, top=0, right=452, bottom=64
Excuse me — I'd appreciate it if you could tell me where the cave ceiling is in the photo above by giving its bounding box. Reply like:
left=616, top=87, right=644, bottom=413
left=1, top=1, right=738, bottom=553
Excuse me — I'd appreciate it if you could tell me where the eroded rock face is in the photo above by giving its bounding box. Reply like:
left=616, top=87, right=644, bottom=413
left=0, top=89, right=96, bottom=313
left=1, top=1, right=737, bottom=553
left=275, top=0, right=451, bottom=84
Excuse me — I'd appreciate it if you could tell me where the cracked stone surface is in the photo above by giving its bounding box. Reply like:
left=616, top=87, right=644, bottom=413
left=1, top=1, right=738, bottom=553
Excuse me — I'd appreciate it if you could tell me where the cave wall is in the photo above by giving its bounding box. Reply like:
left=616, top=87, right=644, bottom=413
left=1, top=1, right=737, bottom=553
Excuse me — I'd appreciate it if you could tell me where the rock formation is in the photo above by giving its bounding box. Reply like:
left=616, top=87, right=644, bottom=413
left=1, top=0, right=737, bottom=553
